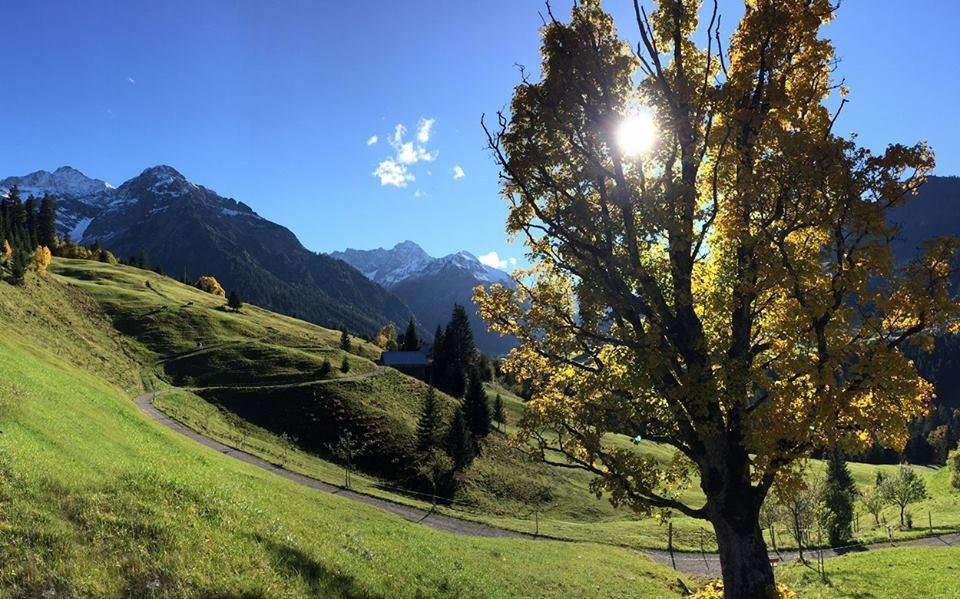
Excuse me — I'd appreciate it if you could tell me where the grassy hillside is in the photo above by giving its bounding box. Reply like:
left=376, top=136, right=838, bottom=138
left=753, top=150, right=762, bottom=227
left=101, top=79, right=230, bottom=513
left=779, top=546, right=960, bottom=598
left=45, top=258, right=960, bottom=554
left=0, top=260, right=687, bottom=597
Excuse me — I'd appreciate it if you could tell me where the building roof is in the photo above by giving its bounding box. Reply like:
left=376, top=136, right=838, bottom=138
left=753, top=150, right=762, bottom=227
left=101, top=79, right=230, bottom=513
left=381, top=348, right=430, bottom=367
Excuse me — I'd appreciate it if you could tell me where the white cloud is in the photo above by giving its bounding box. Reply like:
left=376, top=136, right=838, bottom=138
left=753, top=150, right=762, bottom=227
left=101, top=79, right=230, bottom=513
left=126, top=76, right=136, bottom=85
left=413, top=190, right=427, bottom=198
left=373, top=159, right=414, bottom=188
left=367, top=135, right=378, bottom=146
left=451, top=165, right=465, bottom=180
left=478, top=251, right=517, bottom=270
left=373, top=119, right=438, bottom=188
left=417, top=118, right=435, bottom=143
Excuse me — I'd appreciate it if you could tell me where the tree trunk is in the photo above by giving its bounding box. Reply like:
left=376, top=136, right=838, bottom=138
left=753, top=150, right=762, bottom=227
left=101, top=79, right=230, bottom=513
left=711, top=507, right=777, bottom=599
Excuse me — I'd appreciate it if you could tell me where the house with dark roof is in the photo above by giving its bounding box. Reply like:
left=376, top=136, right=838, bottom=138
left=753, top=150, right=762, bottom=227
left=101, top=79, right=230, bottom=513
left=379, top=343, right=432, bottom=381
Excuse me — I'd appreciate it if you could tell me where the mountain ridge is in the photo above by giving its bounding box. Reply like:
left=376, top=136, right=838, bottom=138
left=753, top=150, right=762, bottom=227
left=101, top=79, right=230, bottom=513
left=0, top=165, right=415, bottom=337
left=330, top=241, right=517, bottom=355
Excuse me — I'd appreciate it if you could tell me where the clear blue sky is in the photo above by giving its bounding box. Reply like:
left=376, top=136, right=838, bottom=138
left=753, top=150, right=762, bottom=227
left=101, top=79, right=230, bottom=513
left=1, top=1, right=957, bottom=267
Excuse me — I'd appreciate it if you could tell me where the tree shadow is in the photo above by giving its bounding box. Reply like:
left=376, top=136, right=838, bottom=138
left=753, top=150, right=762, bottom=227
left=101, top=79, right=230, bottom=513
left=249, top=533, right=378, bottom=598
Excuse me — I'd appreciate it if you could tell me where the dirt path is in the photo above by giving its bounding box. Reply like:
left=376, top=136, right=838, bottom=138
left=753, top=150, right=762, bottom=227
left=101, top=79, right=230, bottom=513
left=134, top=391, right=960, bottom=576
left=135, top=391, right=529, bottom=539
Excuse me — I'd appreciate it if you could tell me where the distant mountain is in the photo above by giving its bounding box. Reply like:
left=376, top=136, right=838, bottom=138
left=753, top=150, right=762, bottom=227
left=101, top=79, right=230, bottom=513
left=0, top=165, right=413, bottom=337
left=891, top=176, right=960, bottom=272
left=331, top=241, right=516, bottom=355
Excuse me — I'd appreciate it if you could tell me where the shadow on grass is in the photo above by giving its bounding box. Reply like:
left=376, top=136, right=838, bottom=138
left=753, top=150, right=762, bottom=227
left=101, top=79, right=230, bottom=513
left=250, top=532, right=378, bottom=598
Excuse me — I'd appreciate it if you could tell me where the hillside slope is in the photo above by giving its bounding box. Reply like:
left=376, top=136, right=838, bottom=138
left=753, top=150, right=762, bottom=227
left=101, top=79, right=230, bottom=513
left=0, top=261, right=685, bottom=597
left=1, top=165, right=414, bottom=337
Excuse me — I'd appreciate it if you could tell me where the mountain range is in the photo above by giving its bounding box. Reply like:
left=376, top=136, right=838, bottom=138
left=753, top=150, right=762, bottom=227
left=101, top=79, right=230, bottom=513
left=0, top=166, right=517, bottom=352
left=331, top=242, right=517, bottom=355
left=0, top=166, right=412, bottom=336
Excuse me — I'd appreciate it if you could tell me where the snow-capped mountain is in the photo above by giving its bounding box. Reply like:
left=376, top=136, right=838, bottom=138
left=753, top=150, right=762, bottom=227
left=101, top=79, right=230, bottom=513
left=0, top=166, right=115, bottom=241
left=330, top=241, right=516, bottom=355
left=0, top=165, right=414, bottom=336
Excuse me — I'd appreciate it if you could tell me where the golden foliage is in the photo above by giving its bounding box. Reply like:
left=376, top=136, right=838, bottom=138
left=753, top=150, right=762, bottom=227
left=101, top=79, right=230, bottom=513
left=32, top=246, right=52, bottom=272
left=692, top=579, right=796, bottom=599
left=374, top=323, right=397, bottom=350
left=1, top=240, right=12, bottom=262
left=476, top=0, right=958, bottom=542
left=195, top=275, right=226, bottom=297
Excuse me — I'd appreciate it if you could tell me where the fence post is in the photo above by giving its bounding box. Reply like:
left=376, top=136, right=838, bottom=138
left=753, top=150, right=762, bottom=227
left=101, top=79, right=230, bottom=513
left=929, top=511, right=933, bottom=537
left=668, top=522, right=676, bottom=570
left=887, top=526, right=894, bottom=546
left=699, top=528, right=709, bottom=572
left=534, top=508, right=539, bottom=537
left=817, top=524, right=824, bottom=581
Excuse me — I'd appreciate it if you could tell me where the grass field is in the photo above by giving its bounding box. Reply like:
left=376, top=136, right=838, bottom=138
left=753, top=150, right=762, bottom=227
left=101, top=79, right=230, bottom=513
left=779, top=546, right=960, bottom=598
left=44, top=258, right=960, bottom=554
left=0, top=262, right=688, bottom=597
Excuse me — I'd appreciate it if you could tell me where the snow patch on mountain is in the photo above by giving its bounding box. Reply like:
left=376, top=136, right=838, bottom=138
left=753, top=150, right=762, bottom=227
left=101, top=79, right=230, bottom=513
left=330, top=241, right=513, bottom=289
left=70, top=218, right=93, bottom=243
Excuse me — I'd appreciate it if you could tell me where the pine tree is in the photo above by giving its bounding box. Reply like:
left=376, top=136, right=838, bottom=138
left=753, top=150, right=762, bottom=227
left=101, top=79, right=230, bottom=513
left=38, top=195, right=57, bottom=249
left=430, top=324, right=446, bottom=386
left=821, top=447, right=857, bottom=546
left=138, top=249, right=149, bottom=270
left=435, top=304, right=477, bottom=397
left=319, top=358, right=332, bottom=377
left=463, top=369, right=491, bottom=438
left=402, top=318, right=420, bottom=351
left=416, top=387, right=442, bottom=451
left=445, top=407, right=474, bottom=471
left=228, top=289, right=243, bottom=311
left=9, top=248, right=27, bottom=285
left=23, top=196, right=38, bottom=247
left=339, top=325, right=352, bottom=352
left=493, top=393, right=506, bottom=431
left=340, top=356, right=350, bottom=373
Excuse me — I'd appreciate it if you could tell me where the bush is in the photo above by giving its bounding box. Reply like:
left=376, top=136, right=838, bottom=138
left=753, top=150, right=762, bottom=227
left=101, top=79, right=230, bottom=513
left=195, top=275, right=226, bottom=297
left=950, top=444, right=960, bottom=490
left=692, top=580, right=797, bottom=599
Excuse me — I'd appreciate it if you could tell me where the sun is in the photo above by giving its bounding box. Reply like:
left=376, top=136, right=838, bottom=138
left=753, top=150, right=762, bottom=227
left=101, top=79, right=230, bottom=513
left=616, top=112, right=656, bottom=157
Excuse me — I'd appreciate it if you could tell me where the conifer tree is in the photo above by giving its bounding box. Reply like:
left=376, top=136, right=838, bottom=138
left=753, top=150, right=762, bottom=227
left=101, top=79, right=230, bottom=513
left=435, top=304, right=477, bottom=397
left=23, top=196, right=38, bottom=247
left=402, top=318, right=420, bottom=351
left=340, top=355, right=350, bottom=373
left=228, top=289, right=243, bottom=311
left=319, top=358, right=332, bottom=377
left=430, top=324, right=446, bottom=386
left=339, top=325, right=352, bottom=352
left=38, top=194, right=57, bottom=249
left=463, top=369, right=491, bottom=439
left=821, top=447, right=857, bottom=546
left=493, top=393, right=506, bottom=431
left=9, top=248, right=27, bottom=285
left=445, top=407, right=474, bottom=471
left=416, top=386, right=442, bottom=451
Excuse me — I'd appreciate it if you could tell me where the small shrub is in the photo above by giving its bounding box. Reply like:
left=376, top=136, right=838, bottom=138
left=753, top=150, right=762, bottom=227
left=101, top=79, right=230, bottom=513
left=195, top=275, right=226, bottom=297
left=692, top=579, right=797, bottom=599
left=949, top=444, right=960, bottom=490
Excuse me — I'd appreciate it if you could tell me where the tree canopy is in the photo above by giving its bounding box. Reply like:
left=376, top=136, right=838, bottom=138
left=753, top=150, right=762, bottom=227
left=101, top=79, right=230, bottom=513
left=476, top=0, right=958, bottom=595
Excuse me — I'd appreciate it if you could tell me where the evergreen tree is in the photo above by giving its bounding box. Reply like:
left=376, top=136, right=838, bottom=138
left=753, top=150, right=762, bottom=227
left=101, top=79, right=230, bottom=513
left=821, top=447, right=857, bottom=546
left=430, top=324, right=446, bottom=386
left=340, top=356, right=350, bottom=373
left=9, top=248, right=27, bottom=285
left=137, top=249, right=149, bottom=270
left=228, top=289, right=243, bottom=311
left=23, top=196, right=38, bottom=247
left=445, top=407, right=474, bottom=470
left=319, top=358, right=332, bottom=377
left=463, top=369, right=491, bottom=438
left=493, top=393, right=506, bottom=431
left=38, top=195, right=57, bottom=249
left=435, top=304, right=477, bottom=397
left=416, top=387, right=442, bottom=451
left=339, top=325, right=351, bottom=352
left=402, top=318, right=420, bottom=351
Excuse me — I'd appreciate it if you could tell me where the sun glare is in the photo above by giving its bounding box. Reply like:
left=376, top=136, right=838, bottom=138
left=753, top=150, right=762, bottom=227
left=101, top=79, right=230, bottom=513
left=616, top=112, right=656, bottom=157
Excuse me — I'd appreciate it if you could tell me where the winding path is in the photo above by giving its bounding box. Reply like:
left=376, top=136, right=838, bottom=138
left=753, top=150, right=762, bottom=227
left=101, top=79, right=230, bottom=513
left=135, top=391, right=960, bottom=576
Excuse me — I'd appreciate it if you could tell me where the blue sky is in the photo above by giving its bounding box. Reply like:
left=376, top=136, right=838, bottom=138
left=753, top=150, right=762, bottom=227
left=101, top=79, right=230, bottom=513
left=1, top=1, right=957, bottom=269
